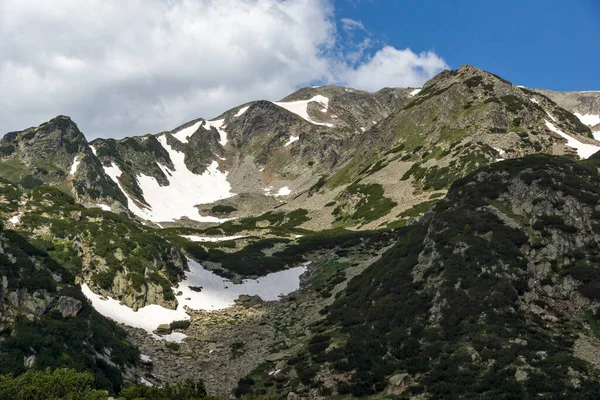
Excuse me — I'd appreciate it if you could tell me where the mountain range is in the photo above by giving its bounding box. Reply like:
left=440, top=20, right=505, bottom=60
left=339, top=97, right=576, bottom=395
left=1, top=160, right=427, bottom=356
left=2, top=65, right=600, bottom=398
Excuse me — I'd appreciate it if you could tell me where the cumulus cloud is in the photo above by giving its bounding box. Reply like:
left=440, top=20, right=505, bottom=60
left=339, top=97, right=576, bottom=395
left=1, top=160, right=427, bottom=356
left=342, top=46, right=449, bottom=91
left=0, top=0, right=448, bottom=139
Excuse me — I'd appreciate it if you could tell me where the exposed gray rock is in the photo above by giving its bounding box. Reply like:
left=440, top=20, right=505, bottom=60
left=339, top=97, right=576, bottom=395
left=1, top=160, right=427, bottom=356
left=54, top=296, right=83, bottom=318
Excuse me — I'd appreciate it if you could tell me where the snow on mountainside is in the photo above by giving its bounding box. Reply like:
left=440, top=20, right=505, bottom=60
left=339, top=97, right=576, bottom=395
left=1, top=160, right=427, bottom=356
left=274, top=95, right=334, bottom=127
left=81, top=258, right=307, bottom=339
left=93, top=134, right=234, bottom=223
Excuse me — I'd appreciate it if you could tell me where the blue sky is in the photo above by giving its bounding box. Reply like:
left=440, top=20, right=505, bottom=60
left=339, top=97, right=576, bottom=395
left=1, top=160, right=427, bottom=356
left=335, top=0, right=600, bottom=90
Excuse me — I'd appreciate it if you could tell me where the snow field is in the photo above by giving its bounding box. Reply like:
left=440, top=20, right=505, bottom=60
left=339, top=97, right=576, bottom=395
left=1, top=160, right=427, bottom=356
left=81, top=259, right=308, bottom=342
left=545, top=120, right=600, bottom=159
left=274, top=95, right=334, bottom=127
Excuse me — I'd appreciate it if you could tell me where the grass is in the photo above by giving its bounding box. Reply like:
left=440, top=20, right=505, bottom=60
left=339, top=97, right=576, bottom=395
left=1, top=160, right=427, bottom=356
left=584, top=309, right=600, bottom=340
left=309, top=257, right=350, bottom=289
left=332, top=183, right=397, bottom=226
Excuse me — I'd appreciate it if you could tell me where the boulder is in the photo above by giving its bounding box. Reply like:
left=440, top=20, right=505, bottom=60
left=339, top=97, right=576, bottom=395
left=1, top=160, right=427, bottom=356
left=235, top=294, right=264, bottom=308
left=156, top=324, right=172, bottom=335
left=55, top=296, right=83, bottom=317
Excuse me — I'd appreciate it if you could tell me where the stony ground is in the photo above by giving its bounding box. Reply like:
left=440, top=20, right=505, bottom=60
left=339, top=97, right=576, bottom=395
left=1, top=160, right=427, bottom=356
left=123, top=244, right=392, bottom=398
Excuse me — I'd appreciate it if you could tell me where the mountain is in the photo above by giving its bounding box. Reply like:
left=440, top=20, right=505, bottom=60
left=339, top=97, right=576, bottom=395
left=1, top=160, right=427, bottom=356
left=239, top=154, right=600, bottom=398
left=3, top=65, right=600, bottom=398
left=531, top=89, right=600, bottom=133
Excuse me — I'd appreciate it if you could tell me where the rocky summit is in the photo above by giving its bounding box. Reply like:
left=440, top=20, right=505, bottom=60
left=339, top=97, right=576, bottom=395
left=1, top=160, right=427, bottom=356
left=3, top=65, right=600, bottom=399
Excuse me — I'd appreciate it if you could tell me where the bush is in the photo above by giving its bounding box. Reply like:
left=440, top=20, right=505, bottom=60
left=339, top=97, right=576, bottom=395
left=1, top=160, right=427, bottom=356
left=20, top=175, right=44, bottom=189
left=210, top=205, right=237, bottom=214
left=170, top=320, right=191, bottom=330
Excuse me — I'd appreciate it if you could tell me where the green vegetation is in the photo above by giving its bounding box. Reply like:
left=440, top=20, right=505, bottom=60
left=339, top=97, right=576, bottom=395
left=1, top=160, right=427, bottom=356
left=202, top=209, right=309, bottom=236
left=210, top=204, right=237, bottom=214
left=0, top=368, right=212, bottom=399
left=0, top=220, right=139, bottom=394
left=332, top=183, right=396, bottom=226
left=170, top=320, right=191, bottom=330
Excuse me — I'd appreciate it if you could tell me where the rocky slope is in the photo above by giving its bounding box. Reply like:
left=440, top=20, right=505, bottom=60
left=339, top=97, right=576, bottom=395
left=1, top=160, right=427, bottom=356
left=3, top=65, right=600, bottom=398
left=532, top=88, right=600, bottom=132
left=0, top=192, right=140, bottom=393
left=238, top=154, right=600, bottom=398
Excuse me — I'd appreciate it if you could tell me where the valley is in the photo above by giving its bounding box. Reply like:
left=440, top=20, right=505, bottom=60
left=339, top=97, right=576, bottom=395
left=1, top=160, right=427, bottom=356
left=2, top=65, right=600, bottom=398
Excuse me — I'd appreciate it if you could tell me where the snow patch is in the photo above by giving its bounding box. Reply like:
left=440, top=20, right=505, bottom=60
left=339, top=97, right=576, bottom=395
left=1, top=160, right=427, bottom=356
left=109, top=135, right=234, bottom=223
left=274, top=95, right=334, bottom=127
left=80, top=283, right=188, bottom=341
left=140, top=377, right=154, bottom=387
left=574, top=113, right=600, bottom=127
left=545, top=120, right=600, bottom=159
left=82, top=259, right=308, bottom=339
left=182, top=235, right=245, bottom=242
left=284, top=135, right=299, bottom=147
left=69, top=156, right=81, bottom=176
left=102, top=162, right=153, bottom=220
left=177, top=259, right=308, bottom=310
left=235, top=106, right=249, bottom=117
left=274, top=187, right=291, bottom=196
left=9, top=215, right=21, bottom=225
left=529, top=97, right=539, bottom=104
left=493, top=147, right=507, bottom=161
left=140, top=354, right=152, bottom=362
left=172, top=121, right=203, bottom=144
left=96, top=204, right=111, bottom=211
left=594, top=132, right=600, bottom=141
left=409, top=88, right=421, bottom=97
left=205, top=119, right=228, bottom=146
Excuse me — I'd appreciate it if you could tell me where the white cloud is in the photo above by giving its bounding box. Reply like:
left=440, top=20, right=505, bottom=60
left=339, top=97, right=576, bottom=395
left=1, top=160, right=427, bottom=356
left=341, top=17, right=365, bottom=31
left=342, top=46, right=449, bottom=91
left=0, top=0, right=448, bottom=139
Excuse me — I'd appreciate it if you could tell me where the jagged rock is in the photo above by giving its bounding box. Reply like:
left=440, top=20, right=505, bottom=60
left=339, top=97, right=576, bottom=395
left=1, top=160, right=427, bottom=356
left=515, top=368, right=529, bottom=382
left=387, top=373, right=409, bottom=395
left=6, top=289, right=53, bottom=315
left=23, top=355, right=35, bottom=369
left=235, top=294, right=264, bottom=308
left=287, top=392, right=300, bottom=400
left=54, top=296, right=83, bottom=317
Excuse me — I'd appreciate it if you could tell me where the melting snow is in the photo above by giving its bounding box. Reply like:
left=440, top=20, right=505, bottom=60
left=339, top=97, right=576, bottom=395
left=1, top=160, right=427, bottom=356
left=545, top=120, right=600, bottom=159
left=493, top=147, right=507, bottom=161
left=96, top=204, right=111, bottom=211
left=116, top=136, right=233, bottom=223
left=140, top=377, right=154, bottom=387
left=235, top=106, right=249, bottom=117
left=69, top=156, right=81, bottom=176
left=274, top=95, right=334, bottom=127
left=205, top=119, right=228, bottom=146
left=409, top=88, right=422, bottom=97
left=81, top=259, right=308, bottom=340
left=274, top=187, right=291, bottom=196
left=172, top=121, right=203, bottom=144
left=574, top=113, right=600, bottom=127
left=100, top=137, right=233, bottom=223
left=81, top=283, right=188, bottom=341
left=182, top=235, right=246, bottom=242
left=177, top=259, right=308, bottom=310
left=9, top=215, right=21, bottom=224
left=102, top=162, right=153, bottom=219
left=284, top=135, right=299, bottom=147
left=529, top=97, right=539, bottom=104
